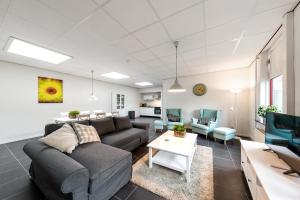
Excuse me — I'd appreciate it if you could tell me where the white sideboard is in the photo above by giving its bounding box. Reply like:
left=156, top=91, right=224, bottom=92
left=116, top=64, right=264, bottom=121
left=240, top=140, right=300, bottom=200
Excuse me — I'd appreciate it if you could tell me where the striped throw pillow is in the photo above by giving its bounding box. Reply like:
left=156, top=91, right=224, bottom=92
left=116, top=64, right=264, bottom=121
left=73, top=123, right=101, bottom=144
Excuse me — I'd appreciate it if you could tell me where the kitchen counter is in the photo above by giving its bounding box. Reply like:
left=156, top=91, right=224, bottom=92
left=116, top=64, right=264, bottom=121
left=139, top=107, right=161, bottom=118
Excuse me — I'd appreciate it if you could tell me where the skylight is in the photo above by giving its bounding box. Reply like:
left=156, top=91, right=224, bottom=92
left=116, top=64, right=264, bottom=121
left=101, top=72, right=129, bottom=79
left=135, top=82, right=153, bottom=86
left=5, top=37, right=71, bottom=64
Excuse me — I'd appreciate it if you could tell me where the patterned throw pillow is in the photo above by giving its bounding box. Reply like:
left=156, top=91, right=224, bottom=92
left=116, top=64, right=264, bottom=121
left=73, top=123, right=101, bottom=144
left=198, top=117, right=210, bottom=125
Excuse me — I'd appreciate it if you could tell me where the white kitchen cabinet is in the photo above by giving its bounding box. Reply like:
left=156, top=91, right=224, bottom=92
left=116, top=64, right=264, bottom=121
left=139, top=107, right=161, bottom=117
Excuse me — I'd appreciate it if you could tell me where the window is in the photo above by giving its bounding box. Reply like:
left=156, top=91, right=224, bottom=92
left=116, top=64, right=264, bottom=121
left=270, top=75, right=283, bottom=112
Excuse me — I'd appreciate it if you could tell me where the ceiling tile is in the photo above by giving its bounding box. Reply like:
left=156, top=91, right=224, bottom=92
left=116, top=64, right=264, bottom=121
left=0, top=8, right=6, bottom=24
left=205, top=0, right=257, bottom=28
left=254, top=0, right=297, bottom=13
left=182, top=48, right=205, bottom=61
left=144, top=59, right=164, bottom=68
left=0, top=0, right=292, bottom=87
left=133, top=22, right=170, bottom=47
left=0, top=0, right=10, bottom=10
left=94, top=0, right=111, bottom=7
left=245, top=6, right=289, bottom=37
left=179, top=31, right=205, bottom=52
left=112, top=35, right=145, bottom=54
left=207, top=19, right=246, bottom=45
left=160, top=54, right=184, bottom=65
left=131, top=49, right=156, bottom=62
left=39, top=0, right=98, bottom=22
left=9, top=0, right=75, bottom=35
left=162, top=3, right=205, bottom=39
left=206, top=41, right=236, bottom=57
left=149, top=0, right=202, bottom=18
left=103, top=0, right=157, bottom=32
left=150, top=42, right=174, bottom=57
left=77, top=9, right=127, bottom=42
left=187, top=57, right=207, bottom=67
left=236, top=32, right=273, bottom=57
left=1, top=13, right=59, bottom=45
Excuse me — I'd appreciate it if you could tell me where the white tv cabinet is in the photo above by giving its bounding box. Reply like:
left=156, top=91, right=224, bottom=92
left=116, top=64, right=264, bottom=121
left=240, top=140, right=300, bottom=200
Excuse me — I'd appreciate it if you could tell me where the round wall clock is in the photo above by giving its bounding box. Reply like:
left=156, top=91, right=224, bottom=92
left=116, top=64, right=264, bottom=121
left=193, top=83, right=207, bottom=96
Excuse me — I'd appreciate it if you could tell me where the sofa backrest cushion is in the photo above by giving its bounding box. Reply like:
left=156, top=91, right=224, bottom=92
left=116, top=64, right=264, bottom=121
left=90, top=117, right=116, bottom=136
left=45, top=120, right=89, bottom=136
left=113, top=116, right=132, bottom=131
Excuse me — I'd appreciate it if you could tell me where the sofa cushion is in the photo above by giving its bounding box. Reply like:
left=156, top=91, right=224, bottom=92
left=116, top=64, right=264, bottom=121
left=101, top=128, right=145, bottom=148
left=45, top=120, right=89, bottom=136
left=72, top=123, right=101, bottom=144
left=113, top=116, right=132, bottom=131
left=69, top=142, right=131, bottom=193
left=40, top=123, right=78, bottom=154
left=90, top=118, right=116, bottom=136
left=192, top=123, right=209, bottom=130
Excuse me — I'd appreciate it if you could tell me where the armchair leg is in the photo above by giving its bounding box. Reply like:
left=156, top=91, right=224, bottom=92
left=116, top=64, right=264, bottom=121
left=206, top=135, right=208, bottom=140
left=214, top=138, right=216, bottom=142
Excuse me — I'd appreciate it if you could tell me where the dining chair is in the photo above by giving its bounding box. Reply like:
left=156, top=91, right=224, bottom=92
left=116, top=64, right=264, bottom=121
left=77, top=114, right=90, bottom=121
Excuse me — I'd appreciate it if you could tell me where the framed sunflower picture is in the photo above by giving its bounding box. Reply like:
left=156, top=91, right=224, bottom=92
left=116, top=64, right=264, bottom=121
left=38, top=77, right=63, bottom=103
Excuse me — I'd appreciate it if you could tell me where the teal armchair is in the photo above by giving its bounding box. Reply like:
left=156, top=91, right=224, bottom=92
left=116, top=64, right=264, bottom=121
left=191, top=109, right=221, bottom=139
left=166, top=108, right=184, bottom=130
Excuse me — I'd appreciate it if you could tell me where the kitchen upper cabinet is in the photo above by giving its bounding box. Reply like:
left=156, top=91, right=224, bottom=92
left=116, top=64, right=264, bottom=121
left=142, top=93, right=161, bottom=101
left=143, top=94, right=154, bottom=101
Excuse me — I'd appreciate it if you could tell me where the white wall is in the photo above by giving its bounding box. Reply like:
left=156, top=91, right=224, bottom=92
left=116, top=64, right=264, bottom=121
left=162, top=67, right=251, bottom=137
left=0, top=61, right=140, bottom=144
left=294, top=5, right=300, bottom=116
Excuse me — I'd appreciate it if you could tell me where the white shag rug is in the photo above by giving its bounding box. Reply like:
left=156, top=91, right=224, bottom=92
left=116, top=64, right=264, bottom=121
left=132, top=145, right=214, bottom=200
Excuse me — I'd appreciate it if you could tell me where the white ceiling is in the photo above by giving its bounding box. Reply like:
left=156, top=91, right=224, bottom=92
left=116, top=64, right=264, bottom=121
left=0, top=0, right=298, bottom=88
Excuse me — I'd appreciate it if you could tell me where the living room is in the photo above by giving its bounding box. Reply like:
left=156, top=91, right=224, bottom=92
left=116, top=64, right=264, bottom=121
left=0, top=0, right=300, bottom=200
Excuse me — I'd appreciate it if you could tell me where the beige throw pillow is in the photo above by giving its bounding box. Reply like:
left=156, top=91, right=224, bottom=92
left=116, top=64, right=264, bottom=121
left=73, top=123, right=101, bottom=144
left=40, top=123, right=78, bottom=154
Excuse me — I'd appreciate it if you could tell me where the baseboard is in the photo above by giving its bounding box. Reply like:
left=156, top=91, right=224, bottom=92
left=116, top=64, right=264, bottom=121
left=0, top=134, right=43, bottom=145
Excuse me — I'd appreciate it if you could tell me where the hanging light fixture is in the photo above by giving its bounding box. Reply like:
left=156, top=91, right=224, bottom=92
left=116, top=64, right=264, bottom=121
left=89, top=70, right=98, bottom=101
left=168, top=41, right=186, bottom=93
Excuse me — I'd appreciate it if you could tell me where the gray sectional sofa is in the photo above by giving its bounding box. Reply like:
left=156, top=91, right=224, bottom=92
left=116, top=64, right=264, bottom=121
left=23, top=116, right=149, bottom=200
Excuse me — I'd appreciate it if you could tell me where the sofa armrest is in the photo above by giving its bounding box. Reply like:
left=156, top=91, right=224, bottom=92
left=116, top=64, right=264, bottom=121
left=23, top=141, right=89, bottom=194
left=132, top=122, right=150, bottom=131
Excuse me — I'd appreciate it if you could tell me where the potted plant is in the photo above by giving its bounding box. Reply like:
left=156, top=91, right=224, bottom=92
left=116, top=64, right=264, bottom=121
left=69, top=110, right=80, bottom=119
left=257, top=105, right=280, bottom=123
left=173, top=124, right=186, bottom=138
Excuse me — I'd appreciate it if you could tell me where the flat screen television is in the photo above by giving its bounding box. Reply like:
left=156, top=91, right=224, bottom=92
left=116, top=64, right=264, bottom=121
left=265, top=112, right=300, bottom=176
left=265, top=112, right=300, bottom=155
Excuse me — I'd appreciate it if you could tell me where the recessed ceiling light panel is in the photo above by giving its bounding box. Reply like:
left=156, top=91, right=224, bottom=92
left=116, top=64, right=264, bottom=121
left=101, top=72, right=129, bottom=79
left=135, top=82, right=153, bottom=86
left=5, top=37, right=71, bottom=64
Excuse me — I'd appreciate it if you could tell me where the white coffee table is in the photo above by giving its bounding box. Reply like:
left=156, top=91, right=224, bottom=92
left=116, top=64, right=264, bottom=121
left=147, top=130, right=197, bottom=182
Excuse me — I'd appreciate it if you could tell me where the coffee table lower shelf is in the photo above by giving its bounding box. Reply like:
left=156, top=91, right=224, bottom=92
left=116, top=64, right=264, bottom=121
left=149, top=147, right=196, bottom=182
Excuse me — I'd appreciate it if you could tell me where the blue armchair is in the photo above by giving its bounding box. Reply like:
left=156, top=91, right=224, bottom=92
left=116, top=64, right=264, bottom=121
left=191, top=109, right=221, bottom=139
left=166, top=108, right=184, bottom=130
